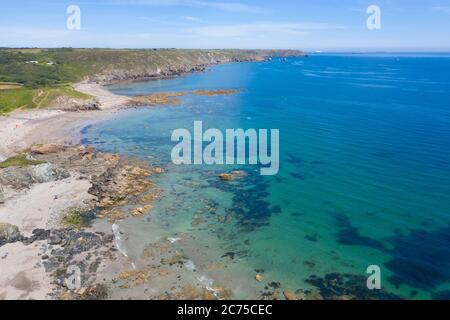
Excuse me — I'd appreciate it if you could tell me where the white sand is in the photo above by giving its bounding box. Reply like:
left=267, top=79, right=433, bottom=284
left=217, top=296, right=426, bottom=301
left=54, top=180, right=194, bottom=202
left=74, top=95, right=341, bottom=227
left=0, top=241, right=53, bottom=300
left=0, top=176, right=96, bottom=300
left=0, top=177, right=95, bottom=235
left=74, top=82, right=131, bottom=110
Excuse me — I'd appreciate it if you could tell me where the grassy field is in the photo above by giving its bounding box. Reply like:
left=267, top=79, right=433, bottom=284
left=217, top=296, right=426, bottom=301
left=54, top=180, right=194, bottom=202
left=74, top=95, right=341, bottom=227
left=0, top=85, right=92, bottom=115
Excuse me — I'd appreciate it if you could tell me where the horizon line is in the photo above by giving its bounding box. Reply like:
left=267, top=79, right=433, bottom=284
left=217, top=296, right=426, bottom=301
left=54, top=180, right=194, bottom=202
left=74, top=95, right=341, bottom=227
left=2, top=47, right=450, bottom=54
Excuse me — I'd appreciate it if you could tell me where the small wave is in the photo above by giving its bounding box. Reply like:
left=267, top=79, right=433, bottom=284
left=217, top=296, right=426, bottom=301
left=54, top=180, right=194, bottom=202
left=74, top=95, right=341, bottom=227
left=168, top=237, right=182, bottom=243
left=347, top=82, right=396, bottom=89
left=112, top=223, right=134, bottom=268
left=182, top=258, right=222, bottom=299
left=182, top=258, right=196, bottom=271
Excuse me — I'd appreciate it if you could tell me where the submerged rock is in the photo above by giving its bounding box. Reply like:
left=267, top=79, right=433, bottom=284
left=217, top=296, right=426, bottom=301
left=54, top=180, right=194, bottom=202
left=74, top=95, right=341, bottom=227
left=153, top=167, right=165, bottom=174
left=255, top=274, right=264, bottom=282
left=283, top=289, right=297, bottom=300
left=304, top=273, right=402, bottom=300
left=218, top=173, right=235, bottom=181
left=115, top=269, right=150, bottom=289
left=129, top=205, right=152, bottom=217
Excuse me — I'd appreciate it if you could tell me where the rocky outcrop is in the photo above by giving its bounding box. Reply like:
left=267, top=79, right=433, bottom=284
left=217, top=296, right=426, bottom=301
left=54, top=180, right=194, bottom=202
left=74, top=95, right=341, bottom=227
left=0, top=223, right=22, bottom=246
left=85, top=50, right=305, bottom=85
left=49, top=96, right=100, bottom=112
left=127, top=92, right=187, bottom=107
left=193, top=89, right=239, bottom=96
left=0, top=163, right=70, bottom=190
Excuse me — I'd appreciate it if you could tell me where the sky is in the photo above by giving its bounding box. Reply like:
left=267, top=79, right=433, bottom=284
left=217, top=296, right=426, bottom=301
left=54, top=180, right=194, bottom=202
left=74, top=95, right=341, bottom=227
left=1, top=0, right=450, bottom=51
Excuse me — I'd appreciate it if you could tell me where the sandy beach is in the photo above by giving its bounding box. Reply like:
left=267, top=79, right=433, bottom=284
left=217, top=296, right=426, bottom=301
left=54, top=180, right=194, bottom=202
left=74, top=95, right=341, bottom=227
left=0, top=84, right=131, bottom=300
left=0, top=82, right=131, bottom=160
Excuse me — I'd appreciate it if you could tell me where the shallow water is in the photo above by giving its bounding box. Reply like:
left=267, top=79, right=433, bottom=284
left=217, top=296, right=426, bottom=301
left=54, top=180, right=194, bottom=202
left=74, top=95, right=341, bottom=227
left=83, top=55, right=450, bottom=299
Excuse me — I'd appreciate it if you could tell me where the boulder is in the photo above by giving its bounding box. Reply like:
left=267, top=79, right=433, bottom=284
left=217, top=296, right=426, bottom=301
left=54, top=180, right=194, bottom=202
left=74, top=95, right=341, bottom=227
left=0, top=223, right=22, bottom=246
left=0, top=162, right=69, bottom=190
left=29, top=163, right=70, bottom=183
left=0, top=167, right=35, bottom=189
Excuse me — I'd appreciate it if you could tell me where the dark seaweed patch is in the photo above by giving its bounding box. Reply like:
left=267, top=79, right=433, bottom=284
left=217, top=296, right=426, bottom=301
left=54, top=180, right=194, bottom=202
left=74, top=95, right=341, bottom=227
left=290, top=172, right=305, bottom=180
left=291, top=212, right=304, bottom=217
left=208, top=169, right=278, bottom=232
left=286, top=153, right=303, bottom=165
left=305, top=234, right=319, bottom=242
left=334, top=213, right=450, bottom=293
left=432, top=290, right=450, bottom=300
left=304, top=273, right=402, bottom=300
left=384, top=225, right=450, bottom=290
left=274, top=176, right=287, bottom=183
left=334, top=213, right=385, bottom=250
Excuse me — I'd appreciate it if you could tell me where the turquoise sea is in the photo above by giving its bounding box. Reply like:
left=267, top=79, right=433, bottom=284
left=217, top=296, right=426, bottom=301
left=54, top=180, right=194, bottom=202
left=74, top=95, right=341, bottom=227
left=83, top=54, right=450, bottom=299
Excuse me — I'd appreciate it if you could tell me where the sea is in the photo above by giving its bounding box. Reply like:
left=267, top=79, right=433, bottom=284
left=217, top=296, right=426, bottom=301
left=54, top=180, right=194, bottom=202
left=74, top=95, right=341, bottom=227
left=82, top=53, right=450, bottom=299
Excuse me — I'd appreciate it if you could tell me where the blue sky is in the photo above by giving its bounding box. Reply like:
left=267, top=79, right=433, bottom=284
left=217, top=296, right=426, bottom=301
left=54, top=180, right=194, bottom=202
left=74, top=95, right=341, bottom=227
left=1, top=0, right=450, bottom=51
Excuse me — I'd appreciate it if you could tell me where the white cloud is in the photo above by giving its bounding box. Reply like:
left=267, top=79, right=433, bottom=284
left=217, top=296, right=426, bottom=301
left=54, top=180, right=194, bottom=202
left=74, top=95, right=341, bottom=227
left=183, top=16, right=202, bottom=22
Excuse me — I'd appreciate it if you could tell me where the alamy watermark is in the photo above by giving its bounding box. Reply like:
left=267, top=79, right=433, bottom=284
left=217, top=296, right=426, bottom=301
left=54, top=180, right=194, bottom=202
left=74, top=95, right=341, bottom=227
left=171, top=121, right=280, bottom=176
left=367, top=5, right=381, bottom=30
left=366, top=265, right=382, bottom=290
left=65, top=265, right=81, bottom=290
left=67, top=5, right=81, bottom=30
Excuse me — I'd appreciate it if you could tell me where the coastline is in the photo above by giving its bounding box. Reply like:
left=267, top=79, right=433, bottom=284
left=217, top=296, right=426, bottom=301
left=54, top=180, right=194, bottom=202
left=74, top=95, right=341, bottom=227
left=0, top=54, right=414, bottom=301
left=0, top=80, right=150, bottom=299
left=0, top=59, right=253, bottom=299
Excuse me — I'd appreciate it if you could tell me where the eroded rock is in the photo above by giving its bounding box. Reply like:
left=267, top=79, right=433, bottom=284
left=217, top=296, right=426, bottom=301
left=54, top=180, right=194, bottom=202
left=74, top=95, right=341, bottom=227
left=0, top=223, right=22, bottom=246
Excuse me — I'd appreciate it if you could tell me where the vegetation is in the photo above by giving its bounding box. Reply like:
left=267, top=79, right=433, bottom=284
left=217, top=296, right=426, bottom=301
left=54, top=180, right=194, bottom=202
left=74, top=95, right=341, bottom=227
left=0, top=85, right=92, bottom=115
left=0, top=88, right=35, bottom=114
left=61, top=207, right=92, bottom=229
left=0, top=154, right=47, bottom=168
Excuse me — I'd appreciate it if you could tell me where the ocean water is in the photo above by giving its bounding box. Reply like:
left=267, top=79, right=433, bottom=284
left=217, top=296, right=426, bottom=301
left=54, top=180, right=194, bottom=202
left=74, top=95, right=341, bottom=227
left=83, top=54, right=450, bottom=299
